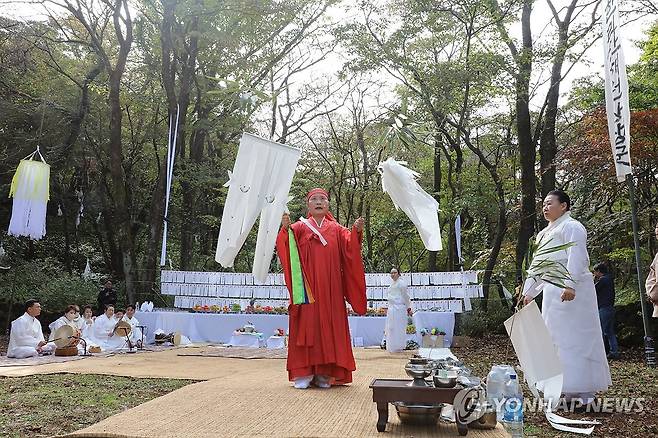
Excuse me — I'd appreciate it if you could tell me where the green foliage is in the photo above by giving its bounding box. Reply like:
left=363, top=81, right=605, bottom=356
left=455, top=296, right=513, bottom=337
left=0, top=258, right=99, bottom=326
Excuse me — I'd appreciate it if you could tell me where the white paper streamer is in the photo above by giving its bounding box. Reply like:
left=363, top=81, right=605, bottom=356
left=505, top=302, right=600, bottom=435
left=377, top=157, right=442, bottom=251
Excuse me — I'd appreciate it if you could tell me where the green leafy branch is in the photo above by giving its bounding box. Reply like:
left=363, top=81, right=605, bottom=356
left=517, top=237, right=576, bottom=308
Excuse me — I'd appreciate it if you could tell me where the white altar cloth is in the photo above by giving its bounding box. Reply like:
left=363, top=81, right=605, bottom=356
left=266, top=336, right=286, bottom=349
left=136, top=310, right=454, bottom=347
left=227, top=332, right=264, bottom=348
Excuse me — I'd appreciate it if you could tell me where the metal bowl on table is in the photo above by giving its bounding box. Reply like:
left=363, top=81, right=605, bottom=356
left=393, top=402, right=443, bottom=425
left=405, top=364, right=432, bottom=386
left=432, top=375, right=457, bottom=388
left=409, top=356, right=430, bottom=365
left=432, top=369, right=458, bottom=388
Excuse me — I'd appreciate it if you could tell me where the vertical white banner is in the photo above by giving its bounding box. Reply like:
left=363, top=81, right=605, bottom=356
left=454, top=214, right=462, bottom=263
left=602, top=0, right=632, bottom=182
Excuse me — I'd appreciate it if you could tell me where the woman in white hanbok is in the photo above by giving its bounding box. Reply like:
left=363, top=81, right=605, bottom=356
left=49, top=305, right=88, bottom=354
left=79, top=305, right=99, bottom=348
left=92, top=305, right=126, bottom=352
left=523, top=190, right=611, bottom=403
left=385, top=268, right=412, bottom=353
left=48, top=305, right=78, bottom=340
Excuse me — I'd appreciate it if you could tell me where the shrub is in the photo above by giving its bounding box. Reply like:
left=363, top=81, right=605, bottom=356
left=0, top=258, right=99, bottom=331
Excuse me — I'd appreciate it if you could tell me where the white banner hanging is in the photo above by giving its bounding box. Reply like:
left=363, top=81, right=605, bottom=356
left=602, top=0, right=632, bottom=182
left=215, top=133, right=300, bottom=283
left=160, top=105, right=180, bottom=266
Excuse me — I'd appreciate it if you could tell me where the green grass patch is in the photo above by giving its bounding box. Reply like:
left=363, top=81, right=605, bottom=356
left=0, top=374, right=192, bottom=437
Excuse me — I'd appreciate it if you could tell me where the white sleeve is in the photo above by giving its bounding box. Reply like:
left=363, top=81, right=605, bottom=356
left=563, top=221, right=590, bottom=290
left=523, top=277, right=545, bottom=299
left=400, top=281, right=411, bottom=308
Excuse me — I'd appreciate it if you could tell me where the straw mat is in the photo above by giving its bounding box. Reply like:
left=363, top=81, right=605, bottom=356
left=58, top=348, right=509, bottom=437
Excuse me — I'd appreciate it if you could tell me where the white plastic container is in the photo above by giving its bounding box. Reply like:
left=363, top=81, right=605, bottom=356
left=486, top=364, right=515, bottom=421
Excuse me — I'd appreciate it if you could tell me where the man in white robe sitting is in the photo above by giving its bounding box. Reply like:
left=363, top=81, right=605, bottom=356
left=92, top=305, right=126, bottom=352
left=123, top=304, right=143, bottom=347
left=7, top=299, right=51, bottom=358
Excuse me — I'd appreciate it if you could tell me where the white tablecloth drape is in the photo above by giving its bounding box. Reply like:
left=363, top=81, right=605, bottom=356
left=136, top=310, right=454, bottom=347
left=227, top=332, right=264, bottom=348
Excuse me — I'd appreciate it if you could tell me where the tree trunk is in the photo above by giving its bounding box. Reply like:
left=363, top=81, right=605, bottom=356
left=106, top=1, right=135, bottom=303
left=514, top=0, right=536, bottom=283
left=175, top=16, right=200, bottom=271
left=108, top=69, right=136, bottom=303
left=539, top=1, right=577, bottom=198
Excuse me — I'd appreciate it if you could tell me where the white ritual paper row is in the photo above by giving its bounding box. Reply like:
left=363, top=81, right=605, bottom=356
left=414, top=300, right=463, bottom=313
left=366, top=285, right=483, bottom=300
left=162, top=283, right=289, bottom=299
left=161, top=270, right=478, bottom=287
left=161, top=270, right=286, bottom=286
left=410, top=271, right=478, bottom=286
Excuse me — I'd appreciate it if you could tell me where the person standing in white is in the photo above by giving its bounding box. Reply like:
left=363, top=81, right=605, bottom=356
left=523, top=190, right=611, bottom=404
left=385, top=268, right=412, bottom=353
left=7, top=299, right=49, bottom=358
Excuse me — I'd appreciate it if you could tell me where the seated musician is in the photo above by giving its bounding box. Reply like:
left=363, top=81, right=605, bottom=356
left=79, top=304, right=100, bottom=351
left=80, top=305, right=95, bottom=334
left=7, top=299, right=51, bottom=358
left=48, top=305, right=78, bottom=340
left=72, top=304, right=84, bottom=331
left=92, top=304, right=126, bottom=352
left=123, top=304, right=143, bottom=347
left=114, top=308, right=125, bottom=322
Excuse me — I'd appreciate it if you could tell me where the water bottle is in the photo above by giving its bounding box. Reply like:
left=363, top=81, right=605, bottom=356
left=502, top=374, right=523, bottom=437
left=487, top=364, right=515, bottom=421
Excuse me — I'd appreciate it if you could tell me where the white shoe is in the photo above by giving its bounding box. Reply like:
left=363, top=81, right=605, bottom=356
left=293, top=375, right=313, bottom=389
left=313, top=375, right=331, bottom=388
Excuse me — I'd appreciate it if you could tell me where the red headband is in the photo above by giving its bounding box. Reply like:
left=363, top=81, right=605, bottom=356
left=306, top=188, right=329, bottom=202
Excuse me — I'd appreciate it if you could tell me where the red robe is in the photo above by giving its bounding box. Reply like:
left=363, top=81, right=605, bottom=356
left=276, top=214, right=366, bottom=384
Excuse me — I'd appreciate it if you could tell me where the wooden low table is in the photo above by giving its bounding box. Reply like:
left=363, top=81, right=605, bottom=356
left=370, top=378, right=469, bottom=435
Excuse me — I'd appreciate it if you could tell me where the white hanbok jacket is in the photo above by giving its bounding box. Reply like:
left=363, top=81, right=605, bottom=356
left=8, top=313, right=45, bottom=358
left=523, top=212, right=611, bottom=394
left=80, top=317, right=99, bottom=348
left=385, top=279, right=411, bottom=353
left=122, top=315, right=143, bottom=344
left=92, top=314, right=126, bottom=352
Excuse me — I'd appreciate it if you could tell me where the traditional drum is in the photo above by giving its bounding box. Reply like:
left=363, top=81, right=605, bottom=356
left=113, top=320, right=132, bottom=337
left=53, top=324, right=81, bottom=356
left=154, top=332, right=182, bottom=346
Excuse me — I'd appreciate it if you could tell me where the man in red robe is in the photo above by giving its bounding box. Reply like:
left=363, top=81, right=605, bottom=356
left=276, top=188, right=367, bottom=389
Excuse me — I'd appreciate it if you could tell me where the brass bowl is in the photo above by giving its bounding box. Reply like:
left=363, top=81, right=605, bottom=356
left=405, top=364, right=432, bottom=386
left=409, top=356, right=429, bottom=365
left=433, top=375, right=457, bottom=388
left=393, top=402, right=442, bottom=425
